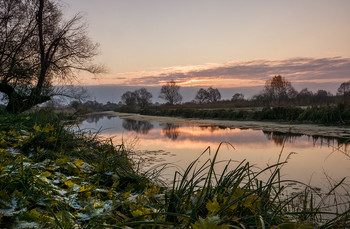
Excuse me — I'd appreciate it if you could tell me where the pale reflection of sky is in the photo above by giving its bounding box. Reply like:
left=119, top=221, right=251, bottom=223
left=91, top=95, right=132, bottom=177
left=79, top=115, right=350, bottom=188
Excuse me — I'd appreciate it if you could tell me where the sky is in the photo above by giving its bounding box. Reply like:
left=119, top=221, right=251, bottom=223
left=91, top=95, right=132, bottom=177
left=61, top=0, right=350, bottom=94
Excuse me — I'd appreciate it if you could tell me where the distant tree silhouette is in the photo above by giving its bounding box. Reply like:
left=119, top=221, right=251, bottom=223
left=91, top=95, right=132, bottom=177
left=135, top=88, right=153, bottom=108
left=231, top=93, right=244, bottom=102
left=207, top=87, right=221, bottom=102
left=121, top=91, right=137, bottom=106
left=296, top=88, right=313, bottom=105
left=194, top=87, right=221, bottom=103
left=194, top=88, right=209, bottom=104
left=337, top=81, right=350, bottom=105
left=263, top=75, right=296, bottom=105
left=313, top=90, right=333, bottom=105
left=121, top=88, right=153, bottom=107
left=159, top=80, right=182, bottom=105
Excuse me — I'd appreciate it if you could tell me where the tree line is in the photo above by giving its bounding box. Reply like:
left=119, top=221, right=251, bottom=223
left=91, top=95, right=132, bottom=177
left=120, top=77, right=350, bottom=108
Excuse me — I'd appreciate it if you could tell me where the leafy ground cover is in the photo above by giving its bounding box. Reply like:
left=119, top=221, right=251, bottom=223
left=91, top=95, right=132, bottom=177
left=0, top=109, right=349, bottom=228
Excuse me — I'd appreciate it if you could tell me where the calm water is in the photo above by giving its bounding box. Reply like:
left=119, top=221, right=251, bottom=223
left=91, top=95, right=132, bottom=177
left=79, top=114, right=350, bottom=188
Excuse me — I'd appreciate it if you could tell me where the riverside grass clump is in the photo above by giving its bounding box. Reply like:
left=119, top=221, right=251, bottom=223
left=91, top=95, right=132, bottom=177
left=1, top=109, right=350, bottom=228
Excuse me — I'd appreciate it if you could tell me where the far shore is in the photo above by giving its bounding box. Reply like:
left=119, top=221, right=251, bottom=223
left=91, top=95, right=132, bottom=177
left=91, top=111, right=350, bottom=139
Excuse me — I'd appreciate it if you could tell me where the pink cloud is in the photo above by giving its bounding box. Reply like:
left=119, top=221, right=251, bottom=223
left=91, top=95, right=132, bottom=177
left=80, top=57, right=350, bottom=87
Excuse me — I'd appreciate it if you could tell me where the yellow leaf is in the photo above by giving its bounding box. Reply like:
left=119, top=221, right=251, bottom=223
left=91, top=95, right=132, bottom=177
left=206, top=199, right=220, bottom=214
left=56, top=157, right=69, bottom=165
left=40, top=171, right=51, bottom=177
left=28, top=208, right=41, bottom=220
left=73, top=158, right=84, bottom=169
left=233, top=188, right=244, bottom=197
left=42, top=124, right=54, bottom=133
left=38, top=176, right=50, bottom=184
left=131, top=209, right=143, bottom=217
left=108, top=190, right=113, bottom=199
left=145, top=186, right=159, bottom=196
left=79, top=185, right=93, bottom=192
left=229, top=203, right=238, bottom=211
left=45, top=167, right=55, bottom=171
left=0, top=139, right=6, bottom=146
left=124, top=191, right=131, bottom=199
left=112, top=181, right=119, bottom=188
left=33, top=124, right=41, bottom=132
left=64, top=180, right=74, bottom=188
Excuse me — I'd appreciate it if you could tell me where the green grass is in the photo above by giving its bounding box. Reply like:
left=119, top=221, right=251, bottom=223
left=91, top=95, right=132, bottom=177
left=0, top=109, right=349, bottom=228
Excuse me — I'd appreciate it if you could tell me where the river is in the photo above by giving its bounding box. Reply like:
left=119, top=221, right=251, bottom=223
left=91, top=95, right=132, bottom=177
left=79, top=113, right=350, bottom=190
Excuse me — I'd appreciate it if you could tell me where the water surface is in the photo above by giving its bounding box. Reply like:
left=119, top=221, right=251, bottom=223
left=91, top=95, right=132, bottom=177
left=79, top=114, right=350, bottom=188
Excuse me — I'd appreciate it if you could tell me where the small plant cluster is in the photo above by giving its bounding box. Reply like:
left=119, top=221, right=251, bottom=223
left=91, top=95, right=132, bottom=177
left=1, top=110, right=349, bottom=228
left=139, top=105, right=350, bottom=125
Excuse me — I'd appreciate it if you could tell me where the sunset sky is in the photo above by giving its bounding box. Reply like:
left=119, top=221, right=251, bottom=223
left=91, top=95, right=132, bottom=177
left=62, top=0, right=350, bottom=90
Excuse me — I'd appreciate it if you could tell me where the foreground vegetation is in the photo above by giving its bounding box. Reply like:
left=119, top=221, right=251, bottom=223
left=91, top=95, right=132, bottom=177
left=1, top=109, right=350, bottom=228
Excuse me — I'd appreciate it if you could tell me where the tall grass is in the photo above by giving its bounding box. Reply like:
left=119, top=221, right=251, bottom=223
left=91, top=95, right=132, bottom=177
left=113, top=143, right=350, bottom=228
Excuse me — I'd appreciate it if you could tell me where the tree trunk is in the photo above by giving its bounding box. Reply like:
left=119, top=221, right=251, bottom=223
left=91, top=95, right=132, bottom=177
left=5, top=93, right=51, bottom=114
left=1, top=83, right=50, bottom=114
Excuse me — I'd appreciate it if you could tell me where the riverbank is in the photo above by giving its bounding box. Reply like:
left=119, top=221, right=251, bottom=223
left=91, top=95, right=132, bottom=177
left=100, top=111, right=350, bottom=139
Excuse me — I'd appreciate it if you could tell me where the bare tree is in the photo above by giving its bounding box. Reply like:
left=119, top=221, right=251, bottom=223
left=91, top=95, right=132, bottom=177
left=263, top=75, right=296, bottom=106
left=121, top=88, right=153, bottom=107
left=337, top=81, right=350, bottom=105
left=337, top=81, right=350, bottom=95
left=0, top=0, right=100, bottom=113
left=159, top=80, right=182, bottom=105
left=194, top=88, right=209, bottom=104
left=207, top=87, right=221, bottom=102
left=121, top=91, right=137, bottom=106
left=135, top=88, right=152, bottom=108
left=194, top=87, right=221, bottom=104
left=231, top=93, right=244, bottom=101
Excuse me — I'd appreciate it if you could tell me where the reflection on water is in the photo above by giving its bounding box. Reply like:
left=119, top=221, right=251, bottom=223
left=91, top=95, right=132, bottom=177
left=161, top=123, right=180, bottom=140
left=122, top=119, right=154, bottom=134
left=82, top=114, right=350, bottom=153
left=199, top=125, right=226, bottom=133
left=85, top=113, right=113, bottom=123
left=263, top=131, right=302, bottom=146
left=79, top=114, right=350, bottom=187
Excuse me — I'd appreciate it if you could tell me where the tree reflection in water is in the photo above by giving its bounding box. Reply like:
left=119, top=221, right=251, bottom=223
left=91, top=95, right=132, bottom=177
left=161, top=123, right=180, bottom=140
left=263, top=131, right=302, bottom=146
left=199, top=125, right=226, bottom=133
left=122, top=119, right=154, bottom=134
left=263, top=130, right=350, bottom=156
left=85, top=114, right=113, bottom=123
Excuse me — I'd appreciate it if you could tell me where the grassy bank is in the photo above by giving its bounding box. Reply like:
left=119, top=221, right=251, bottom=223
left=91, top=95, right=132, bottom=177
left=1, top=109, right=349, bottom=228
left=117, top=105, right=350, bottom=125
